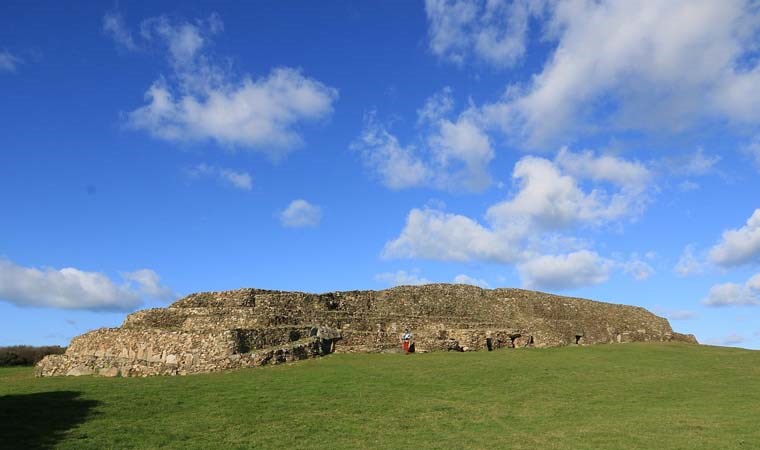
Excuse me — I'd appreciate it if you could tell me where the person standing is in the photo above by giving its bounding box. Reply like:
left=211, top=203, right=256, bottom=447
left=401, top=329, right=412, bottom=353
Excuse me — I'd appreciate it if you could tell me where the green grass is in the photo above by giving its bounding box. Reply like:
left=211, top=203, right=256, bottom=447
left=2, top=343, right=759, bottom=449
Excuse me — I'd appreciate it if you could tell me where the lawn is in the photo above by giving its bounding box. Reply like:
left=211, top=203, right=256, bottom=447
left=1, top=342, right=759, bottom=449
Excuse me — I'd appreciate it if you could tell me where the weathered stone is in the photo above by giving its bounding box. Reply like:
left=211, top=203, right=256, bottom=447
left=66, top=365, right=94, bottom=376
left=36, top=284, right=697, bottom=377
left=98, top=367, right=119, bottom=377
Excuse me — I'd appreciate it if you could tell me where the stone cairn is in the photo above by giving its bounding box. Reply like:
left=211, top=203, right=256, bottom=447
left=37, top=284, right=697, bottom=377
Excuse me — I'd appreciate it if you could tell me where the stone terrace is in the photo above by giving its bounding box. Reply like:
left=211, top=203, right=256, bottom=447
left=37, top=284, right=697, bottom=377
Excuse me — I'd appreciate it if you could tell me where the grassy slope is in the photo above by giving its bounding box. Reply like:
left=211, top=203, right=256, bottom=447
left=1, top=343, right=759, bottom=450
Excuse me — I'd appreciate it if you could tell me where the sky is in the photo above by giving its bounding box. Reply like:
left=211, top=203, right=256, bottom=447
left=1, top=0, right=760, bottom=349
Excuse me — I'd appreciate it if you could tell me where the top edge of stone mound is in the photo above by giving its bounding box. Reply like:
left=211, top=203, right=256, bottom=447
left=168, top=283, right=636, bottom=310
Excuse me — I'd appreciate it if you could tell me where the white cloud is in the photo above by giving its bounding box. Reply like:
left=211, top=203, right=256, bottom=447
left=703, top=273, right=760, bottom=307
left=382, top=208, right=522, bottom=263
left=554, top=147, right=651, bottom=190
left=679, top=148, right=721, bottom=176
left=112, top=13, right=337, bottom=156
left=103, top=11, right=138, bottom=51
left=383, top=148, right=653, bottom=290
left=658, top=148, right=721, bottom=179
left=129, top=68, right=338, bottom=154
left=709, top=209, right=760, bottom=267
left=186, top=163, right=252, bottom=190
left=218, top=168, right=252, bottom=191
left=466, top=1, right=760, bottom=145
left=375, top=270, right=430, bottom=287
left=427, top=116, right=494, bottom=191
left=351, top=115, right=432, bottom=190
left=417, top=86, right=454, bottom=125
left=674, top=244, right=705, bottom=277
left=0, top=258, right=169, bottom=311
left=621, top=257, right=654, bottom=281
left=279, top=199, right=322, bottom=228
left=453, top=274, right=490, bottom=288
left=121, top=269, right=174, bottom=300
left=353, top=109, right=494, bottom=192
left=486, top=151, right=650, bottom=231
left=424, top=0, right=544, bottom=67
left=517, top=250, right=612, bottom=290
left=0, top=50, right=21, bottom=73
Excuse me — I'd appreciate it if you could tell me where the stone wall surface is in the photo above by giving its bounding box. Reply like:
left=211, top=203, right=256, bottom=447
left=37, top=284, right=697, bottom=377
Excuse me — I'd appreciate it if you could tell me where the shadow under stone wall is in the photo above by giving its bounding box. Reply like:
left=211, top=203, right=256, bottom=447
left=0, top=391, right=100, bottom=450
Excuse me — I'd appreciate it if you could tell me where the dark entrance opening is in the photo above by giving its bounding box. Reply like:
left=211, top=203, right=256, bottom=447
left=575, top=335, right=583, bottom=345
left=486, top=337, right=493, bottom=351
left=319, top=338, right=335, bottom=355
left=509, top=334, right=521, bottom=348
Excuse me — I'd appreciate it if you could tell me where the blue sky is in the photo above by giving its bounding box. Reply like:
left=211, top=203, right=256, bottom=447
left=2, top=1, right=760, bottom=349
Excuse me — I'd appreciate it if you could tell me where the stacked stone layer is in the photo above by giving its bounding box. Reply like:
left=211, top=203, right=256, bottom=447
left=37, top=284, right=697, bottom=377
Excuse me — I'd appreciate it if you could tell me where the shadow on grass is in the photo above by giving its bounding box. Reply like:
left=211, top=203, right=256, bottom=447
left=0, top=391, right=100, bottom=450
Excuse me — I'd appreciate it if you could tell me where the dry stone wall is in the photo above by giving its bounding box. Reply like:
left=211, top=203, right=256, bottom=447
left=37, top=284, right=697, bottom=377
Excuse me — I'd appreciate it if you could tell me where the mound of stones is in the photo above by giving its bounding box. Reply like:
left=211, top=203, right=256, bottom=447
left=37, top=284, right=697, bottom=377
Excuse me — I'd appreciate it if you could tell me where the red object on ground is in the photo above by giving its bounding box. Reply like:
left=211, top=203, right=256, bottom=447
left=402, top=341, right=410, bottom=353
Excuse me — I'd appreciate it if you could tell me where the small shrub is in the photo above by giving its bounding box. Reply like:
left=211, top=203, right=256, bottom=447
left=0, top=346, right=66, bottom=366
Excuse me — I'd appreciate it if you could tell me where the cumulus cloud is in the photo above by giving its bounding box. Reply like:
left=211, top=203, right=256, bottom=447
left=554, top=147, right=652, bottom=190
left=448, top=1, right=760, bottom=146
left=107, top=12, right=338, bottom=156
left=703, top=273, right=760, bottom=307
left=453, top=274, right=490, bottom=288
left=279, top=199, right=322, bottom=228
left=351, top=115, right=432, bottom=190
left=0, top=258, right=170, bottom=311
left=0, top=50, right=22, bottom=73
left=427, top=116, right=494, bottom=191
left=186, top=163, right=252, bottom=190
left=674, top=244, right=705, bottom=277
left=424, top=0, right=544, bottom=67
left=353, top=105, right=494, bottom=192
left=375, top=270, right=430, bottom=287
left=382, top=208, right=522, bottom=263
left=129, top=68, right=338, bottom=154
left=120, top=269, right=174, bottom=300
left=383, top=148, right=653, bottom=289
left=709, top=209, right=760, bottom=267
left=486, top=151, right=650, bottom=232
left=517, top=250, right=612, bottom=290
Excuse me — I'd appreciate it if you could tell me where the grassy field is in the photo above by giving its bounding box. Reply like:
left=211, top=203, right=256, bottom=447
left=1, top=343, right=759, bottom=450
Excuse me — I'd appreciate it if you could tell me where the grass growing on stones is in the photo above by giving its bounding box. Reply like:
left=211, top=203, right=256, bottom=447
left=1, top=342, right=759, bottom=450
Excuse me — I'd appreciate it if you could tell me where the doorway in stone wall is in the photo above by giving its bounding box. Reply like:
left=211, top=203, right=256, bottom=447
left=509, top=334, right=521, bottom=348
left=575, top=335, right=583, bottom=345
